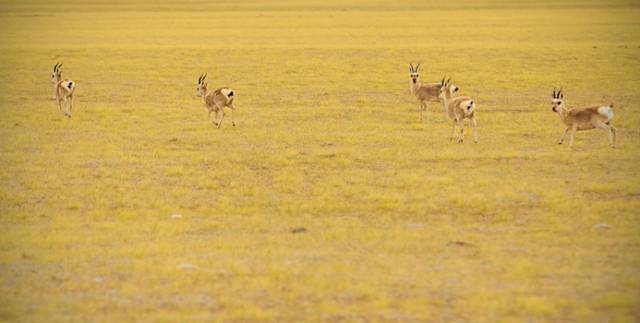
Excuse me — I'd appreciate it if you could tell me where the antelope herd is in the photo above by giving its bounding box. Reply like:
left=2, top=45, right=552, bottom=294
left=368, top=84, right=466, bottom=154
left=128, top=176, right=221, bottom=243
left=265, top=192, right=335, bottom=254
left=47, top=62, right=618, bottom=148
left=407, top=63, right=616, bottom=147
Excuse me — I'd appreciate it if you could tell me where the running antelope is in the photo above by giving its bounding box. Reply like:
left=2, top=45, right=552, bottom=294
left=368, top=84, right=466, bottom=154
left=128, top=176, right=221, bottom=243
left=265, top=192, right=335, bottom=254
left=409, top=64, right=450, bottom=120
left=51, top=62, right=76, bottom=118
left=438, top=77, right=477, bottom=143
left=551, top=89, right=616, bottom=148
left=196, top=73, right=236, bottom=128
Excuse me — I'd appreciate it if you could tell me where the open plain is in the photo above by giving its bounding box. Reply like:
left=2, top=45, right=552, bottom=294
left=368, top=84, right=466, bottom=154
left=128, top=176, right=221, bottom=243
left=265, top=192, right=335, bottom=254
left=0, top=0, right=639, bottom=321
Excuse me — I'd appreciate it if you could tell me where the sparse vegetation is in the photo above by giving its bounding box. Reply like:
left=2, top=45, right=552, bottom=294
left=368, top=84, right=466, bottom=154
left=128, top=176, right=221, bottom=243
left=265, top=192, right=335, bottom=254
left=0, top=0, right=639, bottom=321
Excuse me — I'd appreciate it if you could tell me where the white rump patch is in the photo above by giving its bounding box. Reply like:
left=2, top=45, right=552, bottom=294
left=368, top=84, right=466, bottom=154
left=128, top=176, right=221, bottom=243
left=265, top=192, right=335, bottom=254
left=462, top=100, right=475, bottom=115
left=450, top=84, right=458, bottom=95
left=597, top=106, right=613, bottom=122
left=220, top=88, right=234, bottom=98
left=62, top=80, right=75, bottom=91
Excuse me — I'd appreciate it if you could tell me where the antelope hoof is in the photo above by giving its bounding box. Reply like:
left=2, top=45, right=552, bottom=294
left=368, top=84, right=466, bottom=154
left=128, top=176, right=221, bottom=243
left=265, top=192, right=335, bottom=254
left=558, top=141, right=563, bottom=145
left=457, top=138, right=463, bottom=143
left=232, top=122, right=236, bottom=127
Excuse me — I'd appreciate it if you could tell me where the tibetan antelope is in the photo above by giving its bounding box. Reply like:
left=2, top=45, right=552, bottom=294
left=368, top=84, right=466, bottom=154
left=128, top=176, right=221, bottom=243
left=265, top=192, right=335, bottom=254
left=409, top=63, right=450, bottom=120
left=551, top=89, right=616, bottom=148
left=438, top=77, right=477, bottom=143
left=196, top=73, right=236, bottom=128
left=51, top=62, right=76, bottom=118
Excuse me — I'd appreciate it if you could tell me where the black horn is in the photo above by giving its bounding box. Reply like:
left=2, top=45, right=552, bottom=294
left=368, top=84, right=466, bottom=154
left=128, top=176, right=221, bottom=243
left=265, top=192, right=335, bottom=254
left=409, top=63, right=414, bottom=73
left=415, top=63, right=420, bottom=71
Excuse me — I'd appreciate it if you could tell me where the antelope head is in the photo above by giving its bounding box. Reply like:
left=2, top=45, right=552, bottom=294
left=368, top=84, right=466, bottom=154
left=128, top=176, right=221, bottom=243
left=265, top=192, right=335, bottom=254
left=409, top=63, right=421, bottom=84
left=551, top=88, right=564, bottom=113
left=196, top=72, right=208, bottom=97
left=438, top=76, right=458, bottom=100
left=51, top=62, right=63, bottom=84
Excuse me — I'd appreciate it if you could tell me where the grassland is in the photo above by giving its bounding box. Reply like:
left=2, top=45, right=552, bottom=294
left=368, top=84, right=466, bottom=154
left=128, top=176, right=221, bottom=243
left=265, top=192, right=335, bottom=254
left=1, top=0, right=639, bottom=321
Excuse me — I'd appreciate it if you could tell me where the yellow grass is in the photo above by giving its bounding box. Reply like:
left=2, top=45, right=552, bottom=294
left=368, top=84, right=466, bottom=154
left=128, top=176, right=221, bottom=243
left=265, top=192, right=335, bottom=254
left=1, top=0, right=639, bottom=321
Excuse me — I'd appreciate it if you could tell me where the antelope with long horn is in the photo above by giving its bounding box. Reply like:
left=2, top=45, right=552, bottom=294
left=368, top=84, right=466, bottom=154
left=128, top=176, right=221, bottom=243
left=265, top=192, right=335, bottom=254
left=409, top=63, right=450, bottom=121
left=551, top=89, right=616, bottom=148
left=438, top=77, right=477, bottom=143
left=51, top=62, right=76, bottom=118
left=195, top=73, right=236, bottom=128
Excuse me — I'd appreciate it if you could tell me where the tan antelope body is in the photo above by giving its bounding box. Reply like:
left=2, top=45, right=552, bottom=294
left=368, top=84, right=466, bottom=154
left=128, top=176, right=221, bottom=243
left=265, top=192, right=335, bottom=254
left=196, top=73, right=236, bottom=128
left=438, top=77, right=477, bottom=143
left=551, top=89, right=616, bottom=148
left=409, top=64, right=446, bottom=120
left=51, top=63, right=76, bottom=118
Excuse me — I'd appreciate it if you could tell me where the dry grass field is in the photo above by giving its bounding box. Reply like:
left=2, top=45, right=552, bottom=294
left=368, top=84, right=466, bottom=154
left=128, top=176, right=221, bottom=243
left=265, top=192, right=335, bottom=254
left=1, top=0, right=639, bottom=321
